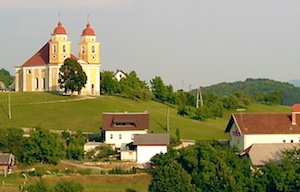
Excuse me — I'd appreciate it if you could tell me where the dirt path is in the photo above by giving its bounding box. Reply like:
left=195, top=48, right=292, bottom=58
left=60, top=160, right=104, bottom=171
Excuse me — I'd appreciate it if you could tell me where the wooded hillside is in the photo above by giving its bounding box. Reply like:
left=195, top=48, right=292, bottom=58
left=201, top=78, right=300, bottom=106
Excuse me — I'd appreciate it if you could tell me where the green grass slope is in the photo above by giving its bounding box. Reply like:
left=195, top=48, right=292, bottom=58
left=0, top=92, right=292, bottom=140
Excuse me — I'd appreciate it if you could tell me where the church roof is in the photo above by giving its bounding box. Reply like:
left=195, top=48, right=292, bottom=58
left=82, top=23, right=95, bottom=36
left=53, top=21, right=67, bottom=35
left=22, top=41, right=78, bottom=67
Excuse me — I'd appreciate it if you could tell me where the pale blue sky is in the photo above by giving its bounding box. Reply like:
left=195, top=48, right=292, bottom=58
left=1, top=0, right=300, bottom=90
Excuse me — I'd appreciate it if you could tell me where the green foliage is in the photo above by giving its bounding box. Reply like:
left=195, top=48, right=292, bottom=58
left=78, top=168, right=92, bottom=175
left=22, top=128, right=65, bottom=165
left=62, top=131, right=85, bottom=160
left=22, top=179, right=84, bottom=192
left=108, top=167, right=137, bottom=174
left=53, top=180, right=84, bottom=192
left=58, top=58, right=87, bottom=95
left=0, top=127, right=24, bottom=160
left=85, top=144, right=115, bottom=160
left=100, top=70, right=121, bottom=94
left=0, top=68, right=14, bottom=88
left=202, top=78, right=299, bottom=106
left=148, top=160, right=195, bottom=192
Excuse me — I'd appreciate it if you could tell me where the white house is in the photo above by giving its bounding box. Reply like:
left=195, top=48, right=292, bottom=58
left=101, top=112, right=149, bottom=151
left=122, top=134, right=170, bottom=164
left=113, top=69, right=127, bottom=82
left=225, top=104, right=300, bottom=152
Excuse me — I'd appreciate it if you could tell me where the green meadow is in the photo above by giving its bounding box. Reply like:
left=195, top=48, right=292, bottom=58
left=0, top=92, right=291, bottom=140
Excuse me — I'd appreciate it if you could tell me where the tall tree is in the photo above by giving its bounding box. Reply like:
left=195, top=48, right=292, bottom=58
left=22, top=128, right=65, bottom=165
left=58, top=58, right=87, bottom=96
left=150, top=76, right=168, bottom=102
left=100, top=70, right=120, bottom=94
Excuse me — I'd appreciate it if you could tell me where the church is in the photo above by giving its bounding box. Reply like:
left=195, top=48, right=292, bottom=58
left=15, top=21, right=101, bottom=96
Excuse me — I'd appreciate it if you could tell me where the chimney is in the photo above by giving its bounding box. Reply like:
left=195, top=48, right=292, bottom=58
left=292, top=104, right=300, bottom=125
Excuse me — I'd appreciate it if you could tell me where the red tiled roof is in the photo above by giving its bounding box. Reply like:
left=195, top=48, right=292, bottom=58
left=292, top=104, right=300, bottom=112
left=225, top=113, right=300, bottom=134
left=53, top=21, right=67, bottom=35
left=82, top=23, right=95, bottom=36
left=102, top=112, right=149, bottom=131
left=22, top=41, right=50, bottom=66
left=22, top=41, right=78, bottom=67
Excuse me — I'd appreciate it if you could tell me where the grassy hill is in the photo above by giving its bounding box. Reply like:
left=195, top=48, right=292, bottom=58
left=0, top=92, right=292, bottom=140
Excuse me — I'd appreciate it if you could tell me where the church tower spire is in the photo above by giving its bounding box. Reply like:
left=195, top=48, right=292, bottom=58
left=78, top=22, right=100, bottom=64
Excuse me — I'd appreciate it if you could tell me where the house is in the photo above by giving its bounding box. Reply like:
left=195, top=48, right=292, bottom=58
left=0, top=153, right=15, bottom=174
left=113, top=69, right=127, bottom=82
left=101, top=112, right=149, bottom=150
left=15, top=21, right=101, bottom=95
left=122, top=134, right=170, bottom=164
left=225, top=104, right=300, bottom=152
left=241, top=143, right=299, bottom=167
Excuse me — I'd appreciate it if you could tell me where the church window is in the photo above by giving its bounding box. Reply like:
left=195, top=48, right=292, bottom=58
left=42, top=78, right=45, bottom=89
left=92, top=46, right=95, bottom=53
left=27, top=70, right=31, bottom=74
left=53, top=45, right=56, bottom=53
left=35, top=78, right=39, bottom=89
left=63, top=45, right=66, bottom=52
left=82, top=46, right=85, bottom=54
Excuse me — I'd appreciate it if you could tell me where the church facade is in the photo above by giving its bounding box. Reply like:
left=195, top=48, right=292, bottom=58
left=15, top=21, right=101, bottom=96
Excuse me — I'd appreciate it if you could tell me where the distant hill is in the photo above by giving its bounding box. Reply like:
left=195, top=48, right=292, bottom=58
left=201, top=78, right=300, bottom=106
left=288, top=79, right=300, bottom=87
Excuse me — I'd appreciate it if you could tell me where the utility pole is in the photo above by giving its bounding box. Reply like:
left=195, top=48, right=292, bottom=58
left=196, top=86, right=203, bottom=109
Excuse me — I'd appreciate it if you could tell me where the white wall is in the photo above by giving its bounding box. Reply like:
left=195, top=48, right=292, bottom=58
left=105, top=130, right=147, bottom=150
left=136, top=145, right=167, bottom=164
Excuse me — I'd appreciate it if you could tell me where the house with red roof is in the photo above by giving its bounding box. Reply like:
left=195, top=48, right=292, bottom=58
left=225, top=104, right=300, bottom=152
left=15, top=21, right=101, bottom=95
left=113, top=69, right=127, bottom=82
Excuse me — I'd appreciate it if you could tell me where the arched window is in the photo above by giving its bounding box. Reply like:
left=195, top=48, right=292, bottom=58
left=63, top=45, right=66, bottom=53
left=53, top=45, right=56, bottom=53
left=82, top=46, right=85, bottom=54
left=91, top=45, right=95, bottom=53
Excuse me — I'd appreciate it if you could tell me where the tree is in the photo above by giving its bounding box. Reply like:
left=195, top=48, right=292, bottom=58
left=62, top=131, right=85, bottom=160
left=58, top=58, right=87, bottom=96
left=100, top=70, right=120, bottom=94
left=0, top=128, right=24, bottom=161
left=22, top=128, right=65, bottom=165
left=150, top=76, right=168, bottom=102
left=148, top=160, right=195, bottom=192
left=0, top=68, right=14, bottom=88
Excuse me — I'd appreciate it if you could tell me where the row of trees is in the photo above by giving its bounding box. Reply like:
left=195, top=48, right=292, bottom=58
left=149, top=142, right=300, bottom=191
left=0, top=127, right=86, bottom=165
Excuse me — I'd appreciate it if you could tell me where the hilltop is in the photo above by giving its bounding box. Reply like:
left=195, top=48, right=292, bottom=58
left=201, top=78, right=300, bottom=106
left=0, top=92, right=291, bottom=141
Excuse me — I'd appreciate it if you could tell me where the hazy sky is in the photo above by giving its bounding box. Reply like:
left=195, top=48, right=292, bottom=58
left=1, top=0, right=300, bottom=90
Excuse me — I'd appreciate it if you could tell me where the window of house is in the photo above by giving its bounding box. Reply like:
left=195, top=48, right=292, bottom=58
left=291, top=140, right=294, bottom=143
left=110, top=134, right=113, bottom=139
left=119, top=134, right=122, bottom=139
left=283, top=140, right=286, bottom=143
left=131, top=134, right=134, bottom=140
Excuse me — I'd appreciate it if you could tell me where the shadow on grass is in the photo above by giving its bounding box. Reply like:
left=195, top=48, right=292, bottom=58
left=125, top=188, right=137, bottom=192
left=153, top=119, right=166, bottom=131
left=0, top=103, right=8, bottom=117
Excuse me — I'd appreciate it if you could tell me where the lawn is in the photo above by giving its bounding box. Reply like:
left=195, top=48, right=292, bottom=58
left=0, top=92, right=291, bottom=140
